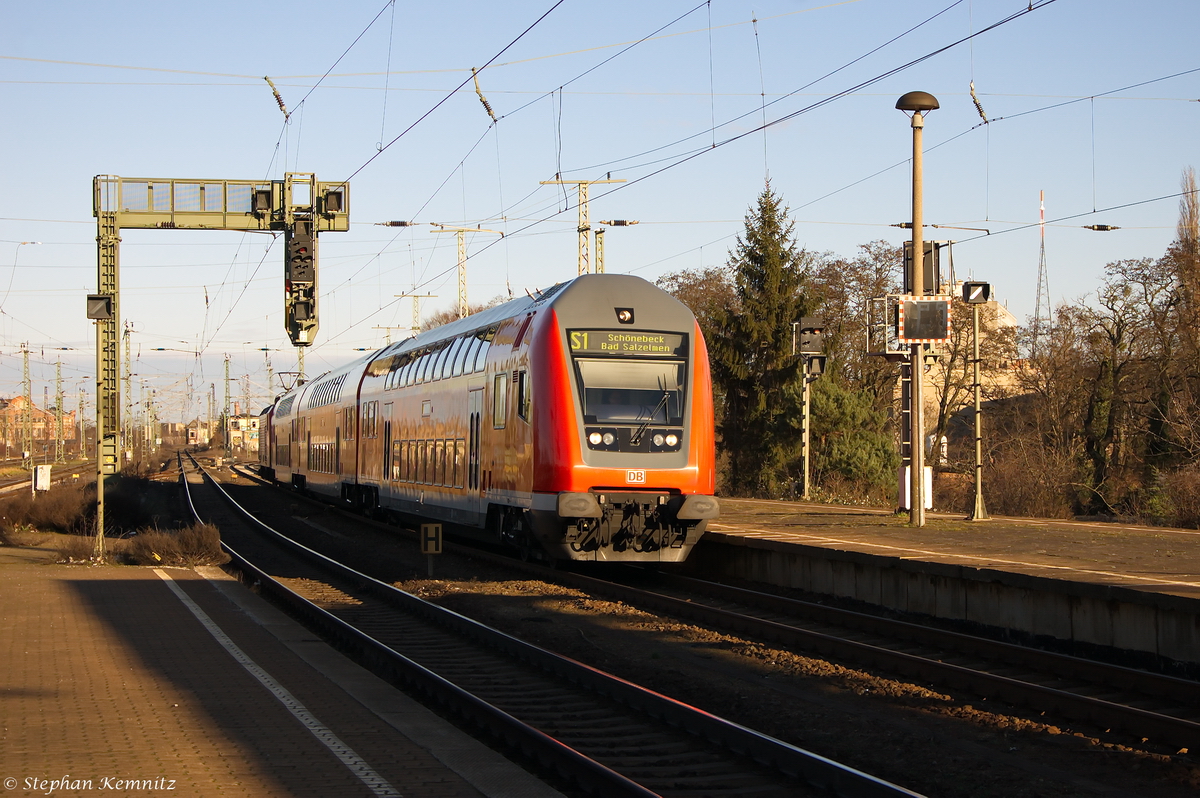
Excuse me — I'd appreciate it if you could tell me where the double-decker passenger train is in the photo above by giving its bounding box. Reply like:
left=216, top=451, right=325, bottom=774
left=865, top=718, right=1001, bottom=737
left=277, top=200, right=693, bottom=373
left=257, top=273, right=718, bottom=563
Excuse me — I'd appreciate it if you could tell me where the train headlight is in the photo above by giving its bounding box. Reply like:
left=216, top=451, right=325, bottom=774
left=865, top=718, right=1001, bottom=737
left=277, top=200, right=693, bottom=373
left=665, top=433, right=679, bottom=447
left=588, top=432, right=603, bottom=446
left=602, top=432, right=616, bottom=446
left=651, top=433, right=665, bottom=447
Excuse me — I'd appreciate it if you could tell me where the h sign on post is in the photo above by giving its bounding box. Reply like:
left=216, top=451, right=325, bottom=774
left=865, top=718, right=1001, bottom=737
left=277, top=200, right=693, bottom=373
left=420, top=523, right=443, bottom=555
left=421, top=523, right=442, bottom=578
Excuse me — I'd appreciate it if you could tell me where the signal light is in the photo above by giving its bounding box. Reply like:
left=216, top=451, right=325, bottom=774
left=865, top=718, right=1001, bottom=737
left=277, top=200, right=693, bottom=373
left=794, top=316, right=825, bottom=355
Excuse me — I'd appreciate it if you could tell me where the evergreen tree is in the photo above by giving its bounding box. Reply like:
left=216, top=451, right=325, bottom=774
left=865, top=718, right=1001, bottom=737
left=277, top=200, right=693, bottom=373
left=806, top=378, right=898, bottom=501
left=709, top=183, right=810, bottom=496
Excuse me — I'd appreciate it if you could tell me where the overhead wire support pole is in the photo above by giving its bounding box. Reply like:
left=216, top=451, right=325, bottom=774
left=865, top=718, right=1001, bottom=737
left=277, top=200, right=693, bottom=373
left=595, top=220, right=638, bottom=274
left=372, top=325, right=407, bottom=346
left=123, top=322, right=133, bottom=460
left=395, top=293, right=436, bottom=335
left=21, top=344, right=32, bottom=469
left=540, top=178, right=625, bottom=275
left=430, top=224, right=503, bottom=319
left=224, top=355, right=231, bottom=460
left=55, top=361, right=64, bottom=464
left=92, top=179, right=122, bottom=560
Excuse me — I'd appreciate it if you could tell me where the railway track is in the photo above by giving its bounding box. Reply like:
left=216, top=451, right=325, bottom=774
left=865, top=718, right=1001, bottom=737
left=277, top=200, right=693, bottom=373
left=223, top=461, right=1200, bottom=753
left=184, top=455, right=924, bottom=798
left=568, top=569, right=1200, bottom=751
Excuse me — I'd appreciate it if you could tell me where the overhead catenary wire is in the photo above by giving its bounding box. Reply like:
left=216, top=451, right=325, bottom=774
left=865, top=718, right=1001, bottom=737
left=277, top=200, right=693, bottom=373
left=297, top=0, right=1071, bottom=358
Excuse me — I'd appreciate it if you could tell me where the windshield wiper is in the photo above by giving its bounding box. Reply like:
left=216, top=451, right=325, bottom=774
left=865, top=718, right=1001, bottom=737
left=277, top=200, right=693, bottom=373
left=631, top=390, right=671, bottom=446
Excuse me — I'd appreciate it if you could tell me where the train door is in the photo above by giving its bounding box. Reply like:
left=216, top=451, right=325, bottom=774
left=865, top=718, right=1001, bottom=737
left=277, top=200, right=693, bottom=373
left=468, top=388, right=483, bottom=506
left=382, top=403, right=393, bottom=483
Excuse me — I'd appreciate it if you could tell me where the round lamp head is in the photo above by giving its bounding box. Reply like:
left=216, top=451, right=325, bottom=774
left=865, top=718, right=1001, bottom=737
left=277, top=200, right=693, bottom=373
left=896, top=91, right=940, bottom=112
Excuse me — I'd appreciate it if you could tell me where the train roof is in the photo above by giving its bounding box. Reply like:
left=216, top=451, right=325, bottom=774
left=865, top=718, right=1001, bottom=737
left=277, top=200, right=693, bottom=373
left=270, top=273, right=684, bottom=408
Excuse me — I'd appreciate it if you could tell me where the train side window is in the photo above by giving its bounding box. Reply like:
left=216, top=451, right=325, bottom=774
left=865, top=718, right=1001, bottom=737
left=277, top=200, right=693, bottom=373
left=389, top=354, right=409, bottom=390
left=426, top=350, right=442, bottom=382
left=436, top=341, right=455, bottom=380
left=428, top=346, right=446, bottom=380
left=492, top=374, right=507, bottom=429
left=462, top=336, right=482, bottom=374
left=474, top=329, right=496, bottom=372
left=401, top=356, right=416, bottom=387
left=407, top=440, right=416, bottom=482
left=516, top=370, right=530, bottom=421
left=343, top=407, right=355, bottom=440
left=361, top=401, right=378, bottom=438
left=428, top=346, right=446, bottom=382
left=414, top=351, right=430, bottom=384
left=434, top=440, right=446, bottom=486
left=453, top=438, right=465, bottom=488
left=450, top=337, right=468, bottom=377
left=441, top=338, right=462, bottom=379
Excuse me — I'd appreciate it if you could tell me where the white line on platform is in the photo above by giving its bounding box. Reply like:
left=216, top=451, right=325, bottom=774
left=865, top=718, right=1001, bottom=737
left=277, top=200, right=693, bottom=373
left=153, top=569, right=402, bottom=798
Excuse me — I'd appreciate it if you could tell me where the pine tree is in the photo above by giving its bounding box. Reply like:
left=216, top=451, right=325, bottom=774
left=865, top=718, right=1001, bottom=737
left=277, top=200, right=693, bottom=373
left=710, top=183, right=810, bottom=497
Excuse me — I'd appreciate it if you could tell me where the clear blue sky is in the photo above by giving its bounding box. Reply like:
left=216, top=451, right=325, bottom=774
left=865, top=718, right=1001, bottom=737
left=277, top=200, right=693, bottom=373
left=2, top=0, right=1196, bottom=423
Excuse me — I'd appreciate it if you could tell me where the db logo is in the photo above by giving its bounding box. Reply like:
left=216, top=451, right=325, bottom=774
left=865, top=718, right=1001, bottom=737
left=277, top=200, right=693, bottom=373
left=625, top=469, right=646, bottom=484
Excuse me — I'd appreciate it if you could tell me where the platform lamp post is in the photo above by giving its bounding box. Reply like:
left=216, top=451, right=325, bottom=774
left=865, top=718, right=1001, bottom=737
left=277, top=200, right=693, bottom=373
left=897, top=90, right=939, bottom=528
left=963, top=281, right=991, bottom=521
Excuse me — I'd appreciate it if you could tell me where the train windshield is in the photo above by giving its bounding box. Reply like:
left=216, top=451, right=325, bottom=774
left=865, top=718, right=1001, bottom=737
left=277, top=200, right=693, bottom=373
left=575, top=359, right=686, bottom=425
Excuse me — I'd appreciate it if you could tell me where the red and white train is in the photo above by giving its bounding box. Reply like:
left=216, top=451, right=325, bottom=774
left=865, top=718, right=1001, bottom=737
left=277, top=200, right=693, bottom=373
left=257, top=273, right=718, bottom=563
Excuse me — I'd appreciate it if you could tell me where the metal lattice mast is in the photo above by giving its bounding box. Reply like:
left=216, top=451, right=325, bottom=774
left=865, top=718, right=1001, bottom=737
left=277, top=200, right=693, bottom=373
left=430, top=225, right=502, bottom=319
left=223, top=355, right=231, bottom=458
left=594, top=220, right=638, bottom=275
left=539, top=178, right=625, bottom=275
left=123, top=322, right=133, bottom=455
left=394, top=292, right=436, bottom=336
left=1033, top=190, right=1052, bottom=352
left=54, top=361, right=64, bottom=463
left=21, top=343, right=31, bottom=469
left=77, top=388, right=84, bottom=459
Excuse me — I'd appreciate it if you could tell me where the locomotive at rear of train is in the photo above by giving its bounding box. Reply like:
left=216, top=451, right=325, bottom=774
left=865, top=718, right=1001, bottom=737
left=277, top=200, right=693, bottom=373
left=258, top=273, right=718, bottom=563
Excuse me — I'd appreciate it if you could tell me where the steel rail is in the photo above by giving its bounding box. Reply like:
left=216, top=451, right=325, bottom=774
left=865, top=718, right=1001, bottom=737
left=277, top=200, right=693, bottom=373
left=226, top=461, right=1200, bottom=749
left=546, top=569, right=1200, bottom=751
left=186, top=456, right=924, bottom=798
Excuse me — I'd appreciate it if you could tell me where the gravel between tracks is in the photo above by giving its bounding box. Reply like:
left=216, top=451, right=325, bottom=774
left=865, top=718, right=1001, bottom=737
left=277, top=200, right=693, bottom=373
left=211, top=472, right=1200, bottom=798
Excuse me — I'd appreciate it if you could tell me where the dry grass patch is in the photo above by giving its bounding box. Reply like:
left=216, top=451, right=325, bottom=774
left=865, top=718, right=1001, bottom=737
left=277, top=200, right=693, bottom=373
left=123, top=523, right=230, bottom=566
left=2, top=481, right=93, bottom=535
left=55, top=534, right=98, bottom=563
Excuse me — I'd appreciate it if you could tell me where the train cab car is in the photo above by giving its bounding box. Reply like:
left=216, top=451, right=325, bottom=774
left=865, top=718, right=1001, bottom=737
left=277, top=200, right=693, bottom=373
left=256, top=404, right=275, bottom=480
left=268, top=273, right=718, bottom=564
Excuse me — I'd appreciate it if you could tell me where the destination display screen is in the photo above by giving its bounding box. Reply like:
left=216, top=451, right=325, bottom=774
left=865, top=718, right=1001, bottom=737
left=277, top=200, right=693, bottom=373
left=568, top=330, right=686, bottom=356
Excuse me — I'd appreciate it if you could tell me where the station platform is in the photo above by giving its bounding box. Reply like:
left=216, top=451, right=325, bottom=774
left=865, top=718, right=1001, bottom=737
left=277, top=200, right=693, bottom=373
left=0, top=543, right=563, bottom=798
left=689, top=499, right=1200, bottom=668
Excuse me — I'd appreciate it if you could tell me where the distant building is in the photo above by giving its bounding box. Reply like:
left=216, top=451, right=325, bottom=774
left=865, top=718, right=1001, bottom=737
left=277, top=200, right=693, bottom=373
left=228, top=414, right=259, bottom=455
left=0, top=395, right=77, bottom=458
left=187, top=421, right=211, bottom=447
